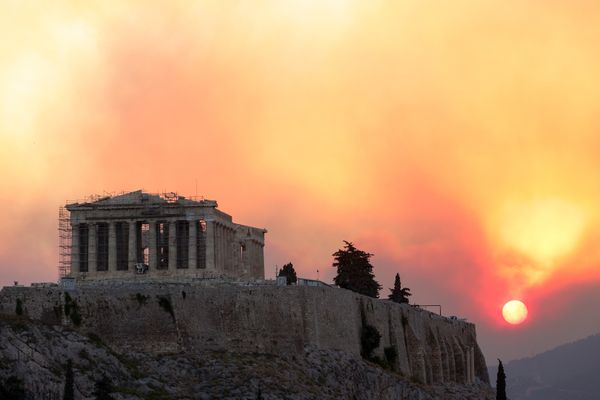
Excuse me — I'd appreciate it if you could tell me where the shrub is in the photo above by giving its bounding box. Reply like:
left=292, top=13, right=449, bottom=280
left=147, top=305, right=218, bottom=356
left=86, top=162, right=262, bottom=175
left=70, top=308, right=82, bottom=326
left=134, top=293, right=148, bottom=306
left=360, top=324, right=381, bottom=359
left=370, top=355, right=390, bottom=370
left=157, top=296, right=174, bottom=320
left=384, top=346, right=397, bottom=367
left=64, top=293, right=82, bottom=326
left=278, top=263, right=297, bottom=285
left=15, top=299, right=23, bottom=316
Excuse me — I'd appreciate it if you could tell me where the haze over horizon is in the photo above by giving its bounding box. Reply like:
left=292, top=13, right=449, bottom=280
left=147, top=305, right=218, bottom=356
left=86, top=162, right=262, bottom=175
left=2, top=0, right=600, bottom=363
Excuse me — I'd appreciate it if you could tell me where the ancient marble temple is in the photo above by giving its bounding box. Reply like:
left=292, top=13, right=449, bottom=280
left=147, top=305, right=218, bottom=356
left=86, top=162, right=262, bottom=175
left=66, top=191, right=266, bottom=281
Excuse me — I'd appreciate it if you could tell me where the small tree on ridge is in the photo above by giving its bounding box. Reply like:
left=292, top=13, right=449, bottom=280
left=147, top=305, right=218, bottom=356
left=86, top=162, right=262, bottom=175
left=278, top=263, right=297, bottom=285
left=388, top=273, right=411, bottom=304
left=332, top=241, right=381, bottom=298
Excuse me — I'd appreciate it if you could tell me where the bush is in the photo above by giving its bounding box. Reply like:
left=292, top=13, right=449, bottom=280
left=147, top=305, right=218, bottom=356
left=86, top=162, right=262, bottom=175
left=134, top=293, right=148, bottom=306
left=157, top=296, right=174, bottom=320
left=64, top=293, right=82, bottom=326
left=384, top=346, right=397, bottom=367
left=278, top=263, right=297, bottom=285
left=370, top=355, right=390, bottom=369
left=360, top=324, right=381, bottom=359
left=15, top=299, right=23, bottom=316
left=70, top=308, right=82, bottom=326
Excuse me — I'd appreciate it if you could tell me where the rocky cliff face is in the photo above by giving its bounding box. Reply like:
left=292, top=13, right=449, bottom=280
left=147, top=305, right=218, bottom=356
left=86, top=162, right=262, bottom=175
left=0, top=283, right=492, bottom=399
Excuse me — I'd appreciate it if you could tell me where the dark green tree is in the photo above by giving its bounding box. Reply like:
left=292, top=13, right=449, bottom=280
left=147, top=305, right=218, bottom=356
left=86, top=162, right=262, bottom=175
left=63, top=359, right=74, bottom=400
left=332, top=241, right=381, bottom=298
left=0, top=376, right=26, bottom=400
left=278, top=263, right=297, bottom=285
left=388, top=273, right=411, bottom=304
left=93, top=375, right=114, bottom=400
left=496, top=359, right=506, bottom=400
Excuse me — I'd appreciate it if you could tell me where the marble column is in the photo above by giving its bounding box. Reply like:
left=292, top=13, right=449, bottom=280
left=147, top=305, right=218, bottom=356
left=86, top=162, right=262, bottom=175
left=466, top=347, right=473, bottom=384
left=148, top=221, right=157, bottom=270
left=70, top=223, right=79, bottom=274
left=220, top=225, right=225, bottom=271
left=88, top=223, right=97, bottom=273
left=205, top=220, right=215, bottom=271
left=258, top=243, right=265, bottom=279
left=218, top=224, right=224, bottom=271
left=188, top=219, right=197, bottom=269
left=470, top=347, right=475, bottom=383
left=222, top=226, right=226, bottom=271
left=108, top=221, right=117, bottom=273
left=168, top=220, right=177, bottom=270
left=128, top=221, right=137, bottom=270
left=226, top=228, right=232, bottom=271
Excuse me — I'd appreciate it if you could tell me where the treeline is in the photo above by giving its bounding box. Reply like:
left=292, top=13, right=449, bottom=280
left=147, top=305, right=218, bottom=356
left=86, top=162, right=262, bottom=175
left=277, top=240, right=412, bottom=303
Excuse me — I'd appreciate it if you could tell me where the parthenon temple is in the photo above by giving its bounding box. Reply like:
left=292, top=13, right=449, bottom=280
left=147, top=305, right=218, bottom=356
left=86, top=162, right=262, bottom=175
left=63, top=191, right=266, bottom=281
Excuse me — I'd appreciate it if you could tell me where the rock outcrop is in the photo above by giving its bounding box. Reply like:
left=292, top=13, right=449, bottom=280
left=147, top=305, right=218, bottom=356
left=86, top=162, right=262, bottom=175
left=0, top=282, right=492, bottom=399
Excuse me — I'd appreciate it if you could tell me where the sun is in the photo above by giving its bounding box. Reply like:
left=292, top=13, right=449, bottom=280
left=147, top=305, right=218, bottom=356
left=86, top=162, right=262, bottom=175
left=502, top=300, right=528, bottom=325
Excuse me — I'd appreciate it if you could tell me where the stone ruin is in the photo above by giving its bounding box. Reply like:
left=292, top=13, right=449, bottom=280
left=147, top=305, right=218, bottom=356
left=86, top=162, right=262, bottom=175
left=61, top=190, right=266, bottom=282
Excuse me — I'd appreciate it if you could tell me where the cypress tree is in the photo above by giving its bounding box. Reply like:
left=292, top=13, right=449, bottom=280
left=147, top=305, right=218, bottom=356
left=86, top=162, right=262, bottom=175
left=63, top=359, right=74, bottom=400
left=388, top=273, right=412, bottom=304
left=496, top=359, right=506, bottom=400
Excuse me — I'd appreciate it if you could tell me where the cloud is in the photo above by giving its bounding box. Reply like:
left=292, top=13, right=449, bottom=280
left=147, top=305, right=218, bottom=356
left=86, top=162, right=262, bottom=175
left=2, top=0, right=600, bottom=361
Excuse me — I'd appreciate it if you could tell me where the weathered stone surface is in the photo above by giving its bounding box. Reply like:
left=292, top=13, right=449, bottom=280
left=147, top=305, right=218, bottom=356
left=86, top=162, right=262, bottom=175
left=0, top=318, right=493, bottom=400
left=65, top=190, right=266, bottom=281
left=0, top=283, right=489, bottom=388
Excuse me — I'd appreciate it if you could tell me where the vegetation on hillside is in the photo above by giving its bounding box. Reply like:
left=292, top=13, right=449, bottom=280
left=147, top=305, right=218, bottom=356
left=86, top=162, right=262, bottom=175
left=278, top=263, right=297, bottom=285
left=388, top=273, right=411, bottom=304
left=332, top=241, right=381, bottom=298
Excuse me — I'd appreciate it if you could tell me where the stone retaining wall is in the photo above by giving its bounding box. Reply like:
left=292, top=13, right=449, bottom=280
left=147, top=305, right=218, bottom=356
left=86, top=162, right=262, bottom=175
left=0, top=283, right=489, bottom=385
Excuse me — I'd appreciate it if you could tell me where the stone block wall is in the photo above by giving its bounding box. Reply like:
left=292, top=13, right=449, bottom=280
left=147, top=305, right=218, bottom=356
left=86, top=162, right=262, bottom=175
left=0, top=283, right=489, bottom=385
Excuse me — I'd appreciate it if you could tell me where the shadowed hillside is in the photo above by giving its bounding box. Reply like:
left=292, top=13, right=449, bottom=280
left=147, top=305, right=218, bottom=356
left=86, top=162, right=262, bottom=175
left=489, top=333, right=600, bottom=400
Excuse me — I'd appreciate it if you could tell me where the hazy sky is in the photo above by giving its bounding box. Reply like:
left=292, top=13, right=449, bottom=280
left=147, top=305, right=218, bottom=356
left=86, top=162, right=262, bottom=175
left=2, top=0, right=600, bottom=363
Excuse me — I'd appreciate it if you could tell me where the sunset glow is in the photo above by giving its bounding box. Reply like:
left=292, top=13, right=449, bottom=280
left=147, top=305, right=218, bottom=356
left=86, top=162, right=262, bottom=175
left=502, top=300, right=528, bottom=325
left=2, top=0, right=600, bottom=361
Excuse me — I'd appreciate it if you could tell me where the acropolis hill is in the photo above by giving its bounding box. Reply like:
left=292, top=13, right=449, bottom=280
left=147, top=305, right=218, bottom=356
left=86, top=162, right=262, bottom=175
left=0, top=191, right=492, bottom=399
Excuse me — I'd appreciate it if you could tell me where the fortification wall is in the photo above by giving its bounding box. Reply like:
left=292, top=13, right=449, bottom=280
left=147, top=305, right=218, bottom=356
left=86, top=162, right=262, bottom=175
left=0, top=283, right=489, bottom=385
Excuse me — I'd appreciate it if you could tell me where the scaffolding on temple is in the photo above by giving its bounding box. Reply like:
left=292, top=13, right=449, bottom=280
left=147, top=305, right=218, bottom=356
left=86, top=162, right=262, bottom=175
left=58, top=206, right=72, bottom=278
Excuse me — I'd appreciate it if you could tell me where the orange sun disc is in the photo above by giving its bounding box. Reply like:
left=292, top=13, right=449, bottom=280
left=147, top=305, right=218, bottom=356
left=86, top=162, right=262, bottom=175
left=502, top=300, right=528, bottom=325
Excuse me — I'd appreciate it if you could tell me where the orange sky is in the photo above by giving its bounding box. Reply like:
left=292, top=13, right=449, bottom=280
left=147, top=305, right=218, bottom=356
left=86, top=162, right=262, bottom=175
left=2, top=0, right=600, bottom=362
